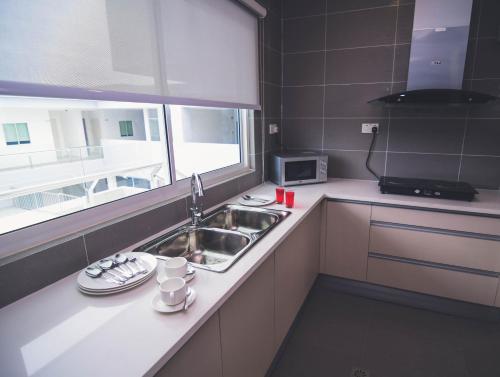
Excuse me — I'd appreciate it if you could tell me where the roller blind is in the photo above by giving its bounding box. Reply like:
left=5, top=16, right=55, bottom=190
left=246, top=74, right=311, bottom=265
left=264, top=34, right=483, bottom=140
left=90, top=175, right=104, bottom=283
left=0, top=0, right=260, bottom=108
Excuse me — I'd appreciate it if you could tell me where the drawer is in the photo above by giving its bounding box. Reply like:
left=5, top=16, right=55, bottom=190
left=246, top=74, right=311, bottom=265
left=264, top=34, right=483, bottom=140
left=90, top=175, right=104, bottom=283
left=369, top=224, right=500, bottom=272
left=371, top=205, right=500, bottom=236
left=367, top=256, right=498, bottom=306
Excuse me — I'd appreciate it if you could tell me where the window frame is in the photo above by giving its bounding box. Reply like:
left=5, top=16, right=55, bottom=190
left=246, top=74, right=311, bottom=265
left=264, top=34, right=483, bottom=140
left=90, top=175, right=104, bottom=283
left=3, top=122, right=31, bottom=145
left=0, top=100, right=253, bottom=261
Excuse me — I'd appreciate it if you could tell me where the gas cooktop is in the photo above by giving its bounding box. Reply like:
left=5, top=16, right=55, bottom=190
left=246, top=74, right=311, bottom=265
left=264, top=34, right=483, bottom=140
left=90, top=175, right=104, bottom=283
left=379, top=176, right=478, bottom=201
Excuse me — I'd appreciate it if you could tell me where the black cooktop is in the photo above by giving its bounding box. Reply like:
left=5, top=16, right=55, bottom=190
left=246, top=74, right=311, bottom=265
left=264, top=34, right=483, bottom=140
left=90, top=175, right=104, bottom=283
left=379, top=176, right=478, bottom=201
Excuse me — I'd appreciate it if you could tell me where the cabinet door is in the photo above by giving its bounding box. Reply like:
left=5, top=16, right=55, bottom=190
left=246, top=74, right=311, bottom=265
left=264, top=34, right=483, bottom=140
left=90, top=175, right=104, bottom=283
left=275, top=205, right=321, bottom=349
left=219, top=255, right=275, bottom=377
left=325, top=202, right=371, bottom=280
left=155, top=314, right=223, bottom=377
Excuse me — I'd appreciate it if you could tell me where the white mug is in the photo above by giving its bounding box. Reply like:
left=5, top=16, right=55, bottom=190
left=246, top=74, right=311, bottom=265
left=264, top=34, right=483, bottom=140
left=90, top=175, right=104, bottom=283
left=160, top=277, right=187, bottom=306
left=164, top=257, right=188, bottom=278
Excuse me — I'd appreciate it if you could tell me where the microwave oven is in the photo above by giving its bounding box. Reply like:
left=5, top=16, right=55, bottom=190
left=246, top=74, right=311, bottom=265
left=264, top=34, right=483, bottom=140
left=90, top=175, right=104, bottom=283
left=270, top=151, right=328, bottom=186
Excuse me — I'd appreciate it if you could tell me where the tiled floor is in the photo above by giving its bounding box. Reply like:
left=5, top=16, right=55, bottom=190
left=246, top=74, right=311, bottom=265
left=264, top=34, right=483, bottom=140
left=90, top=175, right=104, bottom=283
left=270, top=284, right=500, bottom=377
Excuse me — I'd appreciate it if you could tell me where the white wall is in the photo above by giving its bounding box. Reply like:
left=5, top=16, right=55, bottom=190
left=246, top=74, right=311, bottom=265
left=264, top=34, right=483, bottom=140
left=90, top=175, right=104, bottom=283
left=83, top=109, right=146, bottom=142
left=49, top=110, right=87, bottom=150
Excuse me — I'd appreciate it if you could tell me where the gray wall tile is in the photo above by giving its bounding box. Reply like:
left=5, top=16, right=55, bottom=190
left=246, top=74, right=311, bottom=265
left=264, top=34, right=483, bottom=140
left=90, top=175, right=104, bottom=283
left=396, top=4, right=414, bottom=44
left=478, top=0, right=500, bottom=38
left=388, top=118, right=466, bottom=154
left=473, top=39, right=500, bottom=79
left=324, top=83, right=391, bottom=118
left=284, top=0, right=326, bottom=18
left=324, top=119, right=388, bottom=151
left=327, top=0, right=397, bottom=13
left=325, top=46, right=394, bottom=84
left=0, top=237, right=87, bottom=308
left=264, top=10, right=282, bottom=51
left=265, top=47, right=282, bottom=86
left=326, top=150, right=385, bottom=180
left=393, top=44, right=411, bottom=82
left=284, top=52, right=325, bottom=86
left=386, top=153, right=461, bottom=181
left=284, top=15, right=325, bottom=53
left=326, top=7, right=397, bottom=49
left=463, top=119, right=500, bottom=156
left=460, top=156, right=500, bottom=189
left=283, top=86, right=324, bottom=118
left=264, top=118, right=282, bottom=152
left=282, top=118, right=323, bottom=149
left=264, top=83, right=282, bottom=119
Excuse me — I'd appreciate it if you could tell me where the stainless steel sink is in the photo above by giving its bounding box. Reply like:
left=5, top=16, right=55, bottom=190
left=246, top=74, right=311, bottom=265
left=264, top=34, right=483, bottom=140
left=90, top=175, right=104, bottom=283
left=200, top=204, right=283, bottom=234
left=134, top=204, right=290, bottom=272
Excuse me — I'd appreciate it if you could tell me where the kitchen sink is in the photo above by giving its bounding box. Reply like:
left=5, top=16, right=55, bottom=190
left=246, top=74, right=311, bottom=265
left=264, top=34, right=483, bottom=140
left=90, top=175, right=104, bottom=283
left=200, top=204, right=283, bottom=234
left=134, top=204, right=290, bottom=272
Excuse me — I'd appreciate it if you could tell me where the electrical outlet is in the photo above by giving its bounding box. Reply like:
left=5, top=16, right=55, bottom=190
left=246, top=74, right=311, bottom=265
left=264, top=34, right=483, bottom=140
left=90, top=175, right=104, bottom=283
left=269, top=123, right=279, bottom=134
left=361, top=123, right=379, bottom=134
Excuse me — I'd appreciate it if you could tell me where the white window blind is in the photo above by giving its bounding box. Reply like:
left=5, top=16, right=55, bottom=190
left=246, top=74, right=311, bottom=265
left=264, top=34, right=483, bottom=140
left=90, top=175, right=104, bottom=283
left=0, top=0, right=260, bottom=108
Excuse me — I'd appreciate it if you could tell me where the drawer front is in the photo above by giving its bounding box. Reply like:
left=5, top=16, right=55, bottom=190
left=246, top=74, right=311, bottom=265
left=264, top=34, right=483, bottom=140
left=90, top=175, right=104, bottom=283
left=367, top=256, right=498, bottom=306
left=369, top=224, right=500, bottom=272
left=371, top=205, right=500, bottom=236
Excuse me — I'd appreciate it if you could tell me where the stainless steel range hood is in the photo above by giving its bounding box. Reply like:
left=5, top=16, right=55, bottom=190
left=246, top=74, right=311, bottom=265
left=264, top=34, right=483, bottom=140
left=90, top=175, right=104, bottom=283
left=370, top=0, right=497, bottom=105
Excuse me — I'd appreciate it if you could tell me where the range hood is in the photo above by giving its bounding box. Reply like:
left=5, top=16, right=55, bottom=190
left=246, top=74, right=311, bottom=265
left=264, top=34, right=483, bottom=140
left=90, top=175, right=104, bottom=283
left=370, top=0, right=497, bottom=105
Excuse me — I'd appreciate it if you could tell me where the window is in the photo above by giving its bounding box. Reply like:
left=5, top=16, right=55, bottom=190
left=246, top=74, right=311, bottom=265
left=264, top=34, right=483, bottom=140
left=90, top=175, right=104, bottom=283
left=170, top=106, right=241, bottom=179
left=119, top=120, right=134, bottom=137
left=0, top=95, right=251, bottom=240
left=3, top=123, right=30, bottom=145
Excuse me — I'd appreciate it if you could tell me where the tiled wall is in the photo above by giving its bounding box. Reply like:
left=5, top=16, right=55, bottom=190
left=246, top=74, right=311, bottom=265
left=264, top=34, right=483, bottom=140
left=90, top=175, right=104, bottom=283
left=0, top=3, right=285, bottom=308
left=281, top=0, right=500, bottom=189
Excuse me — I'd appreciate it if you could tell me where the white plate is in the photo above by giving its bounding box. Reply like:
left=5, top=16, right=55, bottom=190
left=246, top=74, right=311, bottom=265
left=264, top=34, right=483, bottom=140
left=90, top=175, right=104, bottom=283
left=79, top=277, right=153, bottom=296
left=152, top=288, right=197, bottom=313
left=238, top=195, right=275, bottom=207
left=77, top=252, right=157, bottom=295
left=156, top=265, right=196, bottom=284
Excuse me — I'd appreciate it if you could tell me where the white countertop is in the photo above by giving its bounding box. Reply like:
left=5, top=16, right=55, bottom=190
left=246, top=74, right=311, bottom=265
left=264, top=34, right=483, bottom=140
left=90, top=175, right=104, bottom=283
left=1, top=179, right=499, bottom=377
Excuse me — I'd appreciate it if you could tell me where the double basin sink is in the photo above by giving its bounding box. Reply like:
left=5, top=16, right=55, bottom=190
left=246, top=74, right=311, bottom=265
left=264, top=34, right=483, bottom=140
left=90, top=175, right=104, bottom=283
left=133, top=204, right=290, bottom=272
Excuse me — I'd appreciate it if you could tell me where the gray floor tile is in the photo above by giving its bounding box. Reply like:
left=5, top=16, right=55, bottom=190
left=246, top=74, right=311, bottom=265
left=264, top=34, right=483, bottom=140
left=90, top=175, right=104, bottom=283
left=270, top=286, right=500, bottom=377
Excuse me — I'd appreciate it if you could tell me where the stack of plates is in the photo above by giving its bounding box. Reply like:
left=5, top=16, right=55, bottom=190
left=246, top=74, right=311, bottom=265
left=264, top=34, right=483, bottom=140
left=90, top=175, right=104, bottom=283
left=77, top=252, right=157, bottom=296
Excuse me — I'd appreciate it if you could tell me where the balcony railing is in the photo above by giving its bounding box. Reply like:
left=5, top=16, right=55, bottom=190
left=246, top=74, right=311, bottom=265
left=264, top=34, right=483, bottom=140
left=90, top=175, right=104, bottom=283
left=0, top=146, right=104, bottom=171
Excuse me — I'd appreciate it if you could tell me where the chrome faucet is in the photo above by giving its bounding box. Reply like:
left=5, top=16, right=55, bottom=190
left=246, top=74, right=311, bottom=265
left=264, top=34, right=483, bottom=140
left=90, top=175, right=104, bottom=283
left=190, top=173, right=205, bottom=226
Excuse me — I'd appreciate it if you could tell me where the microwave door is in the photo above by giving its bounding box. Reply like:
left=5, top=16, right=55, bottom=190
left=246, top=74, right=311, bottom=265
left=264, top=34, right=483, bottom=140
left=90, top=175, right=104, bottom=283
left=284, top=160, right=317, bottom=184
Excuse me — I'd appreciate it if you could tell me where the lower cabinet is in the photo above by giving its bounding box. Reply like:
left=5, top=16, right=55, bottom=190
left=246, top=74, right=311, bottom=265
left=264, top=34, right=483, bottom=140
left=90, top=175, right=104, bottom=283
left=157, top=205, right=323, bottom=377
left=275, top=205, right=321, bottom=349
left=324, top=201, right=371, bottom=281
left=219, top=255, right=275, bottom=377
left=155, top=313, right=223, bottom=377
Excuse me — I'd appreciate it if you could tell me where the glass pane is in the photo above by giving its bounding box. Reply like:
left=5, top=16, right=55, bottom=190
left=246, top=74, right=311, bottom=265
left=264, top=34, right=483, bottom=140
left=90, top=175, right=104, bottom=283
left=170, top=105, right=241, bottom=180
left=3, top=123, right=18, bottom=144
left=126, top=121, right=134, bottom=136
left=119, top=121, right=128, bottom=137
left=16, top=123, right=30, bottom=143
left=0, top=96, right=171, bottom=235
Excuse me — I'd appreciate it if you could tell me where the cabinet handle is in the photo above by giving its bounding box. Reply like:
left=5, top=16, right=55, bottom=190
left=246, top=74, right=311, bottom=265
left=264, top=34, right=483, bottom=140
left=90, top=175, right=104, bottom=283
left=370, top=220, right=500, bottom=242
left=368, top=252, right=500, bottom=278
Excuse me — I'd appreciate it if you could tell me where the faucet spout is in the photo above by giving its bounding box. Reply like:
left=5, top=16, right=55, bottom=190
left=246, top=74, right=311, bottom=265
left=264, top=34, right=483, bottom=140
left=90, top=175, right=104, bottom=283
left=190, top=173, right=204, bottom=226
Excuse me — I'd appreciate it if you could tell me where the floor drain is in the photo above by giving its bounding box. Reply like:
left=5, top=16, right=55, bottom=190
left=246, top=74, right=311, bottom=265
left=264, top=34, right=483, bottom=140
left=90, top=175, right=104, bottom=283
left=351, top=367, right=370, bottom=377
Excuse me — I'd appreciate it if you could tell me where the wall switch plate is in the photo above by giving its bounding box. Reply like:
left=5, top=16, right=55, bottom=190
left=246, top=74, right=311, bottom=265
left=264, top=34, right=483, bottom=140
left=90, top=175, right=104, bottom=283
left=361, top=123, right=379, bottom=134
left=269, top=123, right=279, bottom=134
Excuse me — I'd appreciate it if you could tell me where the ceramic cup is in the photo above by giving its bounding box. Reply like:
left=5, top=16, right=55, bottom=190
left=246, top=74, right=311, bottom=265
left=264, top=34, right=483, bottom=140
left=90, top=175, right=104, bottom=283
left=160, top=277, right=187, bottom=306
left=164, top=257, right=188, bottom=278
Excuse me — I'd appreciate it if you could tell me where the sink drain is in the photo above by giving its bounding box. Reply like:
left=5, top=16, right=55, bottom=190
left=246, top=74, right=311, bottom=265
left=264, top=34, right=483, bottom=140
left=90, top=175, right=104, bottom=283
left=351, top=367, right=370, bottom=377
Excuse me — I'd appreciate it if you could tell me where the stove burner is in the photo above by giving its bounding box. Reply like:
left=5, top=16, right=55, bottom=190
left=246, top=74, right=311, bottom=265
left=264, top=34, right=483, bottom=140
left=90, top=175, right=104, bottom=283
left=379, top=176, right=477, bottom=201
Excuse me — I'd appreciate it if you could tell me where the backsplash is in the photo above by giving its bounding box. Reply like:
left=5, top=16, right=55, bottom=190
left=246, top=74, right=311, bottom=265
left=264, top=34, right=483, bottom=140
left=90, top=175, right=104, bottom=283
left=280, top=0, right=500, bottom=189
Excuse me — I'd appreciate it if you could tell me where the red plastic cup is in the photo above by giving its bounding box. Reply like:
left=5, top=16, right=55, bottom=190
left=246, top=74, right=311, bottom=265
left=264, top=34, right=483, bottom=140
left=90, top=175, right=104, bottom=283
left=285, top=190, right=295, bottom=208
left=275, top=187, right=285, bottom=204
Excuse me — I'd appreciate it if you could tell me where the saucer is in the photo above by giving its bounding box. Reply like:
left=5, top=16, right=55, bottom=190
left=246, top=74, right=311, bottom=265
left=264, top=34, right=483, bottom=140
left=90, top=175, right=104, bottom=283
left=238, top=195, right=275, bottom=207
left=152, top=288, right=197, bottom=313
left=157, top=266, right=196, bottom=284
